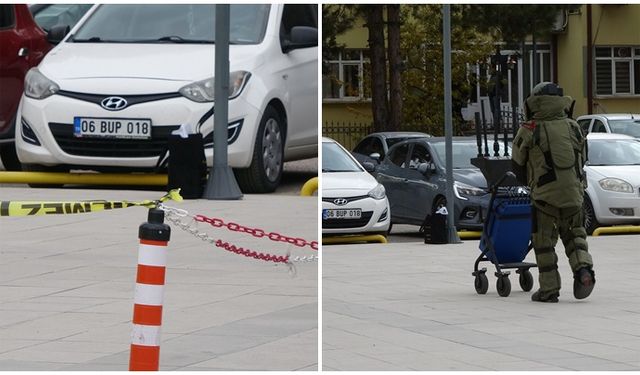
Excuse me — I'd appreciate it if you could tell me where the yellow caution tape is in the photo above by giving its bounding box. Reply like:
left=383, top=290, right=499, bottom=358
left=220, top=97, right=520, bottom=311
left=0, top=189, right=182, bottom=217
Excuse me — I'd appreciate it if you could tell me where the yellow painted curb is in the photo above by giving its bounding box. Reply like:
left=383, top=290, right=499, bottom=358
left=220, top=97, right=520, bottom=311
left=0, top=171, right=167, bottom=186
left=323, top=234, right=387, bottom=244
left=300, top=177, right=318, bottom=196
left=458, top=231, right=482, bottom=240
left=592, top=225, right=640, bottom=237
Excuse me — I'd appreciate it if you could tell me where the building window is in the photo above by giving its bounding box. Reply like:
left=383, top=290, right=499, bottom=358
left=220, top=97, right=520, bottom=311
left=594, top=46, right=640, bottom=96
left=322, top=49, right=370, bottom=100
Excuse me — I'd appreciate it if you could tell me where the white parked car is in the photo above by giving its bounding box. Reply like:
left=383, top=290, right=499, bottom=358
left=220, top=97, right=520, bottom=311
left=583, top=133, right=640, bottom=233
left=322, top=137, right=390, bottom=235
left=576, top=113, right=640, bottom=138
left=16, top=4, right=318, bottom=192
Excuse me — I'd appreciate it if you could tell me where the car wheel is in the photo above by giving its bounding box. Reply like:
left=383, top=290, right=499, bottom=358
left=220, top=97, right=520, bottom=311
left=235, top=106, right=284, bottom=193
left=0, top=144, right=22, bottom=171
left=583, top=196, right=599, bottom=235
left=23, top=164, right=68, bottom=188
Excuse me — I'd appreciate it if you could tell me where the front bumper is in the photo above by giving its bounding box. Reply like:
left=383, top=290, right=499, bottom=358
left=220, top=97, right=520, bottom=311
left=15, top=92, right=261, bottom=170
left=322, top=195, right=390, bottom=235
left=591, top=188, right=640, bottom=225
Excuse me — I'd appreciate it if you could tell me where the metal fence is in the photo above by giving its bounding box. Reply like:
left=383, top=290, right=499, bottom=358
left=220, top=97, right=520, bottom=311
left=323, top=111, right=525, bottom=150
left=322, top=122, right=374, bottom=150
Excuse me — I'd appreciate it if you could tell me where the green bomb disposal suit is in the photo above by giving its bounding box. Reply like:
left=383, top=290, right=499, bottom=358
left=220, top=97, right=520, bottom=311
left=511, top=82, right=595, bottom=303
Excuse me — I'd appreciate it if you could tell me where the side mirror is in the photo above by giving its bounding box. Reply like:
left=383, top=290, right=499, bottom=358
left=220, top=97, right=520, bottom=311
left=369, top=152, right=381, bottom=163
left=47, top=25, right=70, bottom=45
left=283, top=26, right=317, bottom=52
left=362, top=161, right=376, bottom=173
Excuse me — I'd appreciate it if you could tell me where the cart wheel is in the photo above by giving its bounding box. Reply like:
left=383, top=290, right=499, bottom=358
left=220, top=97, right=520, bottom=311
left=519, top=269, right=534, bottom=292
left=474, top=273, right=489, bottom=295
left=496, top=275, right=511, bottom=297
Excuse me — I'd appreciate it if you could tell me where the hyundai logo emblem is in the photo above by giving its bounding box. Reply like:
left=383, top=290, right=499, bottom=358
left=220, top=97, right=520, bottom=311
left=333, top=198, right=348, bottom=206
left=101, top=96, right=128, bottom=111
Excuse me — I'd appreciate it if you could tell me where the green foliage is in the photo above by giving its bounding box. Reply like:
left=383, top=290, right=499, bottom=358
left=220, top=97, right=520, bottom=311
left=322, top=5, right=356, bottom=74
left=461, top=4, right=570, bottom=46
left=400, top=5, right=493, bottom=135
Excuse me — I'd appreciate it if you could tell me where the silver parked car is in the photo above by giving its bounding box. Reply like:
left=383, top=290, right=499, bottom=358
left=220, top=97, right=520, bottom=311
left=576, top=113, right=640, bottom=138
left=583, top=133, right=640, bottom=233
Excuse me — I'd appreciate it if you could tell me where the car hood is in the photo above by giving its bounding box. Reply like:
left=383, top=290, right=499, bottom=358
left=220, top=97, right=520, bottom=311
left=452, top=168, right=488, bottom=189
left=40, top=43, right=265, bottom=93
left=322, top=172, right=378, bottom=197
left=586, top=165, right=640, bottom=185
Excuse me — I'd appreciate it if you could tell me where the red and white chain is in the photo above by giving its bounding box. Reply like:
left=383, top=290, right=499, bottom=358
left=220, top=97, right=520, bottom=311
left=159, top=205, right=318, bottom=266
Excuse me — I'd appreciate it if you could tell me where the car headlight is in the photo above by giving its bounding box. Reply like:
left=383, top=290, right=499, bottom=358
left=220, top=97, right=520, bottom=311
left=368, top=184, right=386, bottom=200
left=24, top=68, right=59, bottom=100
left=179, top=71, right=251, bottom=103
left=454, top=181, right=487, bottom=200
left=598, top=178, right=633, bottom=193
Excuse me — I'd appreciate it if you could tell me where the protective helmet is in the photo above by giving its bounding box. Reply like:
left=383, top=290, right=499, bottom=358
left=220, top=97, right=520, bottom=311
left=531, top=81, right=564, bottom=97
left=524, top=82, right=567, bottom=120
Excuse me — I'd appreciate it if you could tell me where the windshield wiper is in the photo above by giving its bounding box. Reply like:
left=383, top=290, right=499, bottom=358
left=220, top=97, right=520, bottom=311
left=72, top=36, right=104, bottom=43
left=153, top=36, right=214, bottom=44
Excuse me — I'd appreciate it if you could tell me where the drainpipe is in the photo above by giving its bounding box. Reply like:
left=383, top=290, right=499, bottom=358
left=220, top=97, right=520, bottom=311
left=586, top=4, right=593, bottom=114
left=552, top=34, right=558, bottom=83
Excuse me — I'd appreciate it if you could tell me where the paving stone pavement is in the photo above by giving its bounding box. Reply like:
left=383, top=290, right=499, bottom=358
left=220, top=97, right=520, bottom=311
left=323, top=232, right=640, bottom=371
left=0, top=187, right=318, bottom=370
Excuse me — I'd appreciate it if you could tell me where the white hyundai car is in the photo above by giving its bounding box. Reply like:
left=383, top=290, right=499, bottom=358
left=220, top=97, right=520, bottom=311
left=322, top=137, right=390, bottom=235
left=16, top=4, right=318, bottom=192
left=584, top=133, right=640, bottom=233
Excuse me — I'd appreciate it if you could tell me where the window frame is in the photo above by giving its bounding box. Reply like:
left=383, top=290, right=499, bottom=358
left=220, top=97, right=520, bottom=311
left=594, top=45, right=640, bottom=98
left=322, top=49, right=371, bottom=102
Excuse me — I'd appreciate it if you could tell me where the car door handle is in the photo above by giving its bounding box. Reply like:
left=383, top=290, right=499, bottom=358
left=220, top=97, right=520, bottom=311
left=18, top=47, right=29, bottom=57
left=403, top=178, right=409, bottom=183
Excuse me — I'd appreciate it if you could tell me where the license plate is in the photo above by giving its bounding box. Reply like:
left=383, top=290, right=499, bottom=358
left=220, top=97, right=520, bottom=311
left=74, top=117, right=152, bottom=139
left=323, top=208, right=362, bottom=220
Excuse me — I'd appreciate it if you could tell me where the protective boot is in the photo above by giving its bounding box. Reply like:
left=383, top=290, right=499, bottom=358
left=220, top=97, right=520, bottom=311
left=573, top=267, right=595, bottom=300
left=531, top=289, right=559, bottom=303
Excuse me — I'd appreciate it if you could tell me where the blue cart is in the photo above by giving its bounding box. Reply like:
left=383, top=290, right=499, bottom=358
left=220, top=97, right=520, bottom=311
left=472, top=172, right=537, bottom=297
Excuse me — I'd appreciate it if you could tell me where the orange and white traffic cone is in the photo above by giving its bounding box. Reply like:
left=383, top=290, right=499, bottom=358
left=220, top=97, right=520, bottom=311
left=129, top=208, right=171, bottom=371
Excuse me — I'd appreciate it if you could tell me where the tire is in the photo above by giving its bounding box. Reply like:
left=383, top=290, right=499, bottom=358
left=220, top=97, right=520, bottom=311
left=496, top=275, right=511, bottom=297
left=474, top=273, right=488, bottom=294
left=234, top=106, right=284, bottom=193
left=0, top=144, right=22, bottom=171
left=23, top=164, right=68, bottom=188
left=583, top=196, right=599, bottom=235
left=519, top=269, right=534, bottom=292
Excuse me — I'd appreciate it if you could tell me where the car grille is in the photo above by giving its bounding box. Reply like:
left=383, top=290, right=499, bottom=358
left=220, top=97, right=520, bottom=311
left=321, top=195, right=369, bottom=204
left=49, top=123, right=180, bottom=158
left=323, top=211, right=374, bottom=229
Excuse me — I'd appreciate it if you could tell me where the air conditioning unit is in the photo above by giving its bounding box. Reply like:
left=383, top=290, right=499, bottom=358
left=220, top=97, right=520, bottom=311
left=551, top=10, right=568, bottom=33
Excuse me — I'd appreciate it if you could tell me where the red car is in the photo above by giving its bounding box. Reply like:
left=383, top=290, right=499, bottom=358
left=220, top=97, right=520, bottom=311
left=0, top=4, right=51, bottom=170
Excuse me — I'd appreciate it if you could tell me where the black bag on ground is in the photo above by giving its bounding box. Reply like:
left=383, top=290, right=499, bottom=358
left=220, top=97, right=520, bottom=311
left=167, top=134, right=207, bottom=199
left=422, top=213, right=448, bottom=244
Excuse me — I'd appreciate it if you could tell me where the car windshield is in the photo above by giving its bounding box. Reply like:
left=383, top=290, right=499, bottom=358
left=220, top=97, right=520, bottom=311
left=323, top=142, right=363, bottom=173
left=608, top=119, right=640, bottom=138
left=32, top=4, right=93, bottom=32
left=588, top=139, right=640, bottom=165
left=72, top=4, right=270, bottom=44
left=431, top=141, right=509, bottom=169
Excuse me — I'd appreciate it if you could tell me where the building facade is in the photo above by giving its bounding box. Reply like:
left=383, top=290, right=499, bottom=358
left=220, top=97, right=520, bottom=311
left=322, top=4, right=640, bottom=129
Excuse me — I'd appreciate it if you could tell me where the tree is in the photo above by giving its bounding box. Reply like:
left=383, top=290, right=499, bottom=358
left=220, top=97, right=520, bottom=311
left=363, top=5, right=389, bottom=132
left=387, top=5, right=402, bottom=132
left=400, top=5, right=493, bottom=135
left=322, top=5, right=355, bottom=75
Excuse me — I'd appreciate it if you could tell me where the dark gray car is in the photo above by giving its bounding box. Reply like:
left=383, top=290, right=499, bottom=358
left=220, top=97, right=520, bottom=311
left=352, top=131, right=431, bottom=166
left=374, top=137, right=507, bottom=231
